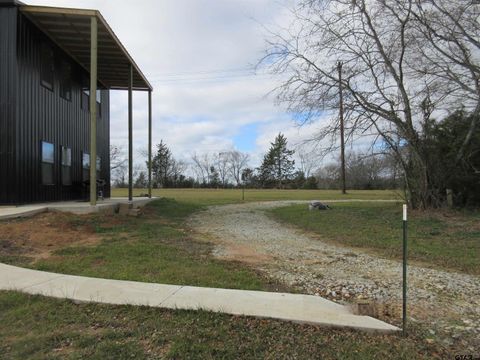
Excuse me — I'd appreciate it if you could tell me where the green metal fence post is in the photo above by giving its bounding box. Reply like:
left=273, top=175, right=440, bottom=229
left=402, top=204, right=408, bottom=337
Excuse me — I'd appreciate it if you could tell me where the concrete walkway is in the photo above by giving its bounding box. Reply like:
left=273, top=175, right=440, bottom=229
left=0, top=263, right=399, bottom=333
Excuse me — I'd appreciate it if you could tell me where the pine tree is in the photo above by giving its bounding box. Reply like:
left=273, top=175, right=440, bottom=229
left=134, top=171, right=148, bottom=188
left=151, top=140, right=172, bottom=188
left=258, top=133, right=295, bottom=188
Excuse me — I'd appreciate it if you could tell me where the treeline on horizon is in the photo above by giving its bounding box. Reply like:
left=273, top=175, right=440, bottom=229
left=111, top=110, right=479, bottom=208
left=111, top=133, right=402, bottom=192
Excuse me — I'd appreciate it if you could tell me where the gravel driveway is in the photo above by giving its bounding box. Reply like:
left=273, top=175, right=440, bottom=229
left=188, top=201, right=480, bottom=352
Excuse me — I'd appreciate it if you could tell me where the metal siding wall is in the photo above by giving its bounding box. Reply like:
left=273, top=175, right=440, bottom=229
left=12, top=13, right=111, bottom=204
left=0, top=7, right=17, bottom=204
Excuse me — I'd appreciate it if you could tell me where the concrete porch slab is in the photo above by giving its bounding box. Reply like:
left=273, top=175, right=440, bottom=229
left=0, top=197, right=157, bottom=220
left=0, top=205, right=47, bottom=221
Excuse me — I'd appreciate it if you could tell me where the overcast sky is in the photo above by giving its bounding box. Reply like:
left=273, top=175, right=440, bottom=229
left=27, top=0, right=325, bottom=168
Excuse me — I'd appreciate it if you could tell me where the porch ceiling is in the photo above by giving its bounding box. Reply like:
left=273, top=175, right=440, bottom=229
left=20, top=5, right=152, bottom=91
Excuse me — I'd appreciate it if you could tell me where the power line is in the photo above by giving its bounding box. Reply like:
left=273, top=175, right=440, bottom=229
left=148, top=66, right=257, bottom=80
left=145, top=65, right=292, bottom=85
left=150, top=72, right=276, bottom=85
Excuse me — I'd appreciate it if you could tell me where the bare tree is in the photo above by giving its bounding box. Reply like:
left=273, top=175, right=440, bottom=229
left=261, top=0, right=479, bottom=208
left=296, top=146, right=321, bottom=178
left=215, top=152, right=231, bottom=187
left=315, top=163, right=340, bottom=190
left=191, top=153, right=213, bottom=184
left=191, top=153, right=205, bottom=184
left=226, top=151, right=250, bottom=186
left=411, top=0, right=480, bottom=162
left=315, top=152, right=401, bottom=190
left=110, top=144, right=127, bottom=171
left=110, top=144, right=127, bottom=187
left=170, top=159, right=188, bottom=187
left=346, top=153, right=386, bottom=189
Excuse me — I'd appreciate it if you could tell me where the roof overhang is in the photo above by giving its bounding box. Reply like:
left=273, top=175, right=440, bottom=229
left=20, top=5, right=153, bottom=91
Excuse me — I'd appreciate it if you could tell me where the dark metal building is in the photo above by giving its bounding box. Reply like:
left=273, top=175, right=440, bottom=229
left=0, top=0, right=153, bottom=205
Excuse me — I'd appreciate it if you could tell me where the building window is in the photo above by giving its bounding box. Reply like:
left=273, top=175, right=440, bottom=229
left=59, top=61, right=72, bottom=101
left=41, top=141, right=54, bottom=185
left=61, top=146, right=72, bottom=185
left=82, top=152, right=90, bottom=182
left=40, top=43, right=54, bottom=91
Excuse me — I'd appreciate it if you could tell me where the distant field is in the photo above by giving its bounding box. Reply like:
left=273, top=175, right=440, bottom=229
left=111, top=188, right=402, bottom=205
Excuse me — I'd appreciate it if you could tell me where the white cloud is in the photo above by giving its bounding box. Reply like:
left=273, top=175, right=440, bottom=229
left=26, top=0, right=338, bottom=169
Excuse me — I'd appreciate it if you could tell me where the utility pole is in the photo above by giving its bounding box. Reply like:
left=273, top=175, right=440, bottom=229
left=337, top=61, right=347, bottom=195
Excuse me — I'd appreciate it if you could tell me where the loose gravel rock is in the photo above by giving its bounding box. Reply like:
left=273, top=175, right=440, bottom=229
left=188, top=201, right=480, bottom=353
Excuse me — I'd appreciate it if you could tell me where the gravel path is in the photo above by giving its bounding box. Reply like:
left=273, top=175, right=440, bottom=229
left=188, top=201, right=480, bottom=352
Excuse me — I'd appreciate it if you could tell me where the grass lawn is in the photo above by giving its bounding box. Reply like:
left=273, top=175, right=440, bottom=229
left=2, top=199, right=273, bottom=291
left=269, top=202, right=480, bottom=275
left=0, top=195, right=455, bottom=358
left=0, top=291, right=437, bottom=359
left=111, top=188, right=401, bottom=205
